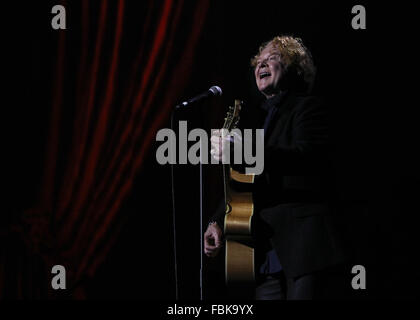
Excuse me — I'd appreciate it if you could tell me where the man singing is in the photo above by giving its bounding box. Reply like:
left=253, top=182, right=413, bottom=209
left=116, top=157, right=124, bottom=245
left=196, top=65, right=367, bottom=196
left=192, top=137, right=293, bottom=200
left=204, top=35, right=348, bottom=300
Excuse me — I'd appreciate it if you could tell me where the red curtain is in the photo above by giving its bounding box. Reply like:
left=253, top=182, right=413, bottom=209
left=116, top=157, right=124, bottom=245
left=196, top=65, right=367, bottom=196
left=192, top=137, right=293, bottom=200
left=1, top=0, right=210, bottom=298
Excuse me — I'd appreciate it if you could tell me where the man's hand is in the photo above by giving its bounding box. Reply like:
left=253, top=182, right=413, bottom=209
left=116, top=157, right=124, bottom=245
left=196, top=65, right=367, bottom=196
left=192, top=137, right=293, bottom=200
left=210, top=129, right=229, bottom=162
left=204, top=222, right=223, bottom=257
left=210, top=129, right=242, bottom=163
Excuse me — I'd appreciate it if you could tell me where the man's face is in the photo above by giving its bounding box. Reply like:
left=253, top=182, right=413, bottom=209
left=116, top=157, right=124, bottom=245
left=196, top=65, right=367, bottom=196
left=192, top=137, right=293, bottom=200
left=254, top=45, right=284, bottom=98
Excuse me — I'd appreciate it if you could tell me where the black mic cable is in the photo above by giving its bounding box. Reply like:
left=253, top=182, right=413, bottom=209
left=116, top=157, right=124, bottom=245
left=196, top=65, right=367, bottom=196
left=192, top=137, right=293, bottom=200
left=170, top=108, right=179, bottom=300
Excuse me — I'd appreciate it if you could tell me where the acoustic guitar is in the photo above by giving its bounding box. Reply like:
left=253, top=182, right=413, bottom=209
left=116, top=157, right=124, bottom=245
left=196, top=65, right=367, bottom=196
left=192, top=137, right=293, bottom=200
left=221, top=100, right=256, bottom=289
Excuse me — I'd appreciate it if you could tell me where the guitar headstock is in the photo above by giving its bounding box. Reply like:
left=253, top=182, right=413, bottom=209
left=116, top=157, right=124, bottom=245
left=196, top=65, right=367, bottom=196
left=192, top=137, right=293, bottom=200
left=223, top=99, right=242, bottom=130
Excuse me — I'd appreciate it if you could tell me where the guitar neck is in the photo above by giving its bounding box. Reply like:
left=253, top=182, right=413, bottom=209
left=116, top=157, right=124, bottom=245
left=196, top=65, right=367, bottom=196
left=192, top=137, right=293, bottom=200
left=222, top=163, right=230, bottom=213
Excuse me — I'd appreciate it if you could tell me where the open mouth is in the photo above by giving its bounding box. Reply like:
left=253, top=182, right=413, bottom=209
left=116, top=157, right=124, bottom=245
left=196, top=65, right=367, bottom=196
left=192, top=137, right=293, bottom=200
left=259, top=72, right=271, bottom=79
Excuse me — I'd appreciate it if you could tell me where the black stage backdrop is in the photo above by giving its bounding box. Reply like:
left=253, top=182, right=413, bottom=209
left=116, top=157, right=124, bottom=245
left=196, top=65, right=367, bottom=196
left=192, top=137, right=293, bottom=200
left=2, top=0, right=419, bottom=300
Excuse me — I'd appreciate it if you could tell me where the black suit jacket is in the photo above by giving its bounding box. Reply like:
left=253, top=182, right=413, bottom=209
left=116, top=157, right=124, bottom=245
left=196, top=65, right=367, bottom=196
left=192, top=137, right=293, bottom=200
left=212, top=91, right=347, bottom=279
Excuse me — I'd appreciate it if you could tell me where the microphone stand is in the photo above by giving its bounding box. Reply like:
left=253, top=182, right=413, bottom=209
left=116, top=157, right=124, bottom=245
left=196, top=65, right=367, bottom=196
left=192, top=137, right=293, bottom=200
left=199, top=135, right=204, bottom=301
left=171, top=105, right=205, bottom=301
left=170, top=109, right=179, bottom=300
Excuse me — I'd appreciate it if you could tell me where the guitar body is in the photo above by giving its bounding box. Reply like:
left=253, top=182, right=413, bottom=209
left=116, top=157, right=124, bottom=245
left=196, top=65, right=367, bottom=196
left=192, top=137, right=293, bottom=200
left=221, top=100, right=256, bottom=293
left=224, top=168, right=255, bottom=286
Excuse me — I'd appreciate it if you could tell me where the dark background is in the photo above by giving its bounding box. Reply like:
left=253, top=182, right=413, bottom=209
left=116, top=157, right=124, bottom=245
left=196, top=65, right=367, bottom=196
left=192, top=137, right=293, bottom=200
left=2, top=0, right=419, bottom=300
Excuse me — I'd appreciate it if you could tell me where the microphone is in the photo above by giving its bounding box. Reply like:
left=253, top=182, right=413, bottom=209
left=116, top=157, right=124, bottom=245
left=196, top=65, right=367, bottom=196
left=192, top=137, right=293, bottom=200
left=176, top=86, right=222, bottom=109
